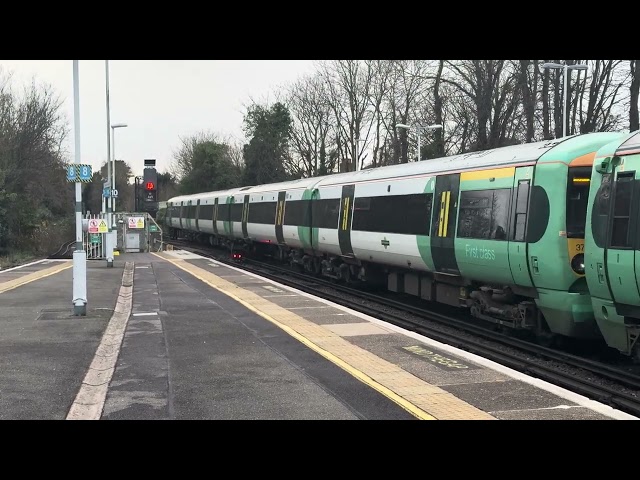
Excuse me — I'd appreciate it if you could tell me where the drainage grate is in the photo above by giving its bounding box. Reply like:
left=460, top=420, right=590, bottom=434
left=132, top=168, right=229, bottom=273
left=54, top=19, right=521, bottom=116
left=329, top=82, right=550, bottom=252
left=37, top=307, right=114, bottom=321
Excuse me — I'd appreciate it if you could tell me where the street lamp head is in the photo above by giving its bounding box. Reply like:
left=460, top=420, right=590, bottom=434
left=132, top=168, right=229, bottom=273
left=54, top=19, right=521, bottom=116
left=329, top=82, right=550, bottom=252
left=111, top=123, right=128, bottom=129
left=424, top=124, right=443, bottom=131
left=542, top=62, right=564, bottom=70
left=542, top=62, right=589, bottom=73
left=568, top=64, right=588, bottom=71
left=395, top=123, right=411, bottom=130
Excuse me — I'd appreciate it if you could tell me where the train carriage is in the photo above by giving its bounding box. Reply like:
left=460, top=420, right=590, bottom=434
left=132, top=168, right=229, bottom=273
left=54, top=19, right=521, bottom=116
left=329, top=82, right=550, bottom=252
left=585, top=130, right=640, bottom=358
left=161, top=130, right=636, bottom=352
left=241, top=177, right=324, bottom=250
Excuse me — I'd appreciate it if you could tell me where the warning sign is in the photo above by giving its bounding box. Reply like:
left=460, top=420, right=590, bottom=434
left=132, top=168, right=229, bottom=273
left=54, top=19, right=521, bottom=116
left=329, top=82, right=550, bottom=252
left=98, top=219, right=108, bottom=233
left=128, top=216, right=145, bottom=229
left=88, top=219, right=99, bottom=234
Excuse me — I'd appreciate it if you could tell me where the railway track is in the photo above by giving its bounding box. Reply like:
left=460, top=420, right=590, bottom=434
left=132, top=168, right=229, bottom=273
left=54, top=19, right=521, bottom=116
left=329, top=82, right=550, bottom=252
left=48, top=240, right=76, bottom=259
left=164, top=238, right=640, bottom=417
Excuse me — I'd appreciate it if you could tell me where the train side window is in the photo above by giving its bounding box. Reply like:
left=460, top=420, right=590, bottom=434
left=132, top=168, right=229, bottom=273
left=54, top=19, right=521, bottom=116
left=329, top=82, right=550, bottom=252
left=248, top=202, right=277, bottom=224
left=284, top=200, right=310, bottom=226
left=199, top=205, right=214, bottom=220
left=610, top=172, right=634, bottom=248
left=351, top=193, right=432, bottom=235
left=229, top=203, right=243, bottom=222
left=457, top=189, right=511, bottom=241
left=312, top=198, right=341, bottom=229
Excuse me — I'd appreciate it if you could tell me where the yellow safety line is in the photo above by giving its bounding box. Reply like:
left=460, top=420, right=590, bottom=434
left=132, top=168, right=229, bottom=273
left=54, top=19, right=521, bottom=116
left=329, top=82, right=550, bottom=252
left=153, top=252, right=436, bottom=420
left=0, top=262, right=72, bottom=294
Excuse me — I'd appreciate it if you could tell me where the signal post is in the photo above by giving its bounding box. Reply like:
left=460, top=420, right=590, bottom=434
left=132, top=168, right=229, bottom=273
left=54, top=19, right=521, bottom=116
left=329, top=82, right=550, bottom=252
left=142, top=159, right=158, bottom=217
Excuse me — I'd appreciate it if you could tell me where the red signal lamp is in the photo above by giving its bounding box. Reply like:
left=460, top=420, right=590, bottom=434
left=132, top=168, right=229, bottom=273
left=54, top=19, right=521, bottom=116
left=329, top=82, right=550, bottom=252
left=146, top=182, right=155, bottom=190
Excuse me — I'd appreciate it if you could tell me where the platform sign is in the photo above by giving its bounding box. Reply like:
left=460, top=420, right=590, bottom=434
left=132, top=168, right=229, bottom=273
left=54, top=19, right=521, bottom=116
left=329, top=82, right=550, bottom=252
left=128, top=216, right=145, bottom=229
left=88, top=219, right=99, bottom=234
left=78, top=165, right=92, bottom=182
left=98, top=219, right=108, bottom=233
left=66, top=164, right=93, bottom=183
left=66, top=165, right=76, bottom=182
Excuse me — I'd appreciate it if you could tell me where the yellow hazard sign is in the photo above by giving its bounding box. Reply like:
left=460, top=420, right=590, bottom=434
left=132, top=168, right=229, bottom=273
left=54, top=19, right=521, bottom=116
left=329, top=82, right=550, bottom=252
left=98, top=219, right=108, bottom=233
left=128, top=216, right=145, bottom=229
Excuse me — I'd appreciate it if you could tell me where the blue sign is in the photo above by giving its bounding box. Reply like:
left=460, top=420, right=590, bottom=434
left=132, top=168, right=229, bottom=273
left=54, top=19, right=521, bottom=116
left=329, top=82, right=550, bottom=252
left=103, top=188, right=111, bottom=198
left=78, top=164, right=92, bottom=182
left=66, top=165, right=76, bottom=182
left=66, top=164, right=93, bottom=183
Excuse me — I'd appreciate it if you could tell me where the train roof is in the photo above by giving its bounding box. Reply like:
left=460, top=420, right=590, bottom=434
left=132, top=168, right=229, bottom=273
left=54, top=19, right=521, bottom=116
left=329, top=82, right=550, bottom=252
left=315, top=132, right=624, bottom=187
left=615, top=130, right=640, bottom=156
left=166, top=131, right=627, bottom=203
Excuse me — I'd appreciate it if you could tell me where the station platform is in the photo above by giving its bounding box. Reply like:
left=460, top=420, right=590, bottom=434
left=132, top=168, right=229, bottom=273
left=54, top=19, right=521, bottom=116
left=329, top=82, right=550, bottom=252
left=0, top=250, right=636, bottom=420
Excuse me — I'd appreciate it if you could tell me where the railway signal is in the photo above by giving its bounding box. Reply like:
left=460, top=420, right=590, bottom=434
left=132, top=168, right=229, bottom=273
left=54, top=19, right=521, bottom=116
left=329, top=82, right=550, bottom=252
left=142, top=159, right=158, bottom=216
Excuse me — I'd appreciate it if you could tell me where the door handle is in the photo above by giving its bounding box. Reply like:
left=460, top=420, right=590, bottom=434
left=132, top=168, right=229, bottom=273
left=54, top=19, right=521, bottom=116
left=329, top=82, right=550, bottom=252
left=531, top=256, right=539, bottom=274
left=597, top=262, right=605, bottom=284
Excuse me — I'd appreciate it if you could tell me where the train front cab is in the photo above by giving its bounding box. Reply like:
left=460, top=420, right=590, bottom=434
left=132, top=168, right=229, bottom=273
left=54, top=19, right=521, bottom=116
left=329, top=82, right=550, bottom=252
left=586, top=131, right=640, bottom=358
left=506, top=134, right=626, bottom=339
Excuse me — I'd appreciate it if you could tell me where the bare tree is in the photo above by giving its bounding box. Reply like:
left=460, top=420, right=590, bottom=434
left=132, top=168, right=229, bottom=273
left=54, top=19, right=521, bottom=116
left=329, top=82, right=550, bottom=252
left=170, top=130, right=219, bottom=181
left=575, top=60, right=627, bottom=134
left=518, top=60, right=539, bottom=143
left=284, top=74, right=336, bottom=177
left=442, top=60, right=522, bottom=151
left=630, top=60, right=640, bottom=132
left=318, top=60, right=375, bottom=172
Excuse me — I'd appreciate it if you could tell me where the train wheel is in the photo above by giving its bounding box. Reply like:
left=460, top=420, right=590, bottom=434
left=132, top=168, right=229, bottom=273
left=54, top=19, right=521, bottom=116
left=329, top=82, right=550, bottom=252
left=632, top=344, right=640, bottom=365
left=534, top=310, right=559, bottom=348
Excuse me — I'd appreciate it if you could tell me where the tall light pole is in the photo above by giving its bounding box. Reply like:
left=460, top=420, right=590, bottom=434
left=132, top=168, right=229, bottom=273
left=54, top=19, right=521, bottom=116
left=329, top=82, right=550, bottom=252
left=105, top=60, right=113, bottom=267
left=72, top=60, right=87, bottom=316
left=395, top=123, right=443, bottom=161
left=542, top=62, right=588, bottom=137
left=111, top=123, right=128, bottom=217
left=110, top=124, right=127, bottom=257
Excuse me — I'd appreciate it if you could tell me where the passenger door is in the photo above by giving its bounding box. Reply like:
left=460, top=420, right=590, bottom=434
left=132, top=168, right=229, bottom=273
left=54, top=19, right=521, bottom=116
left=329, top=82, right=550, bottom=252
left=605, top=170, right=640, bottom=305
left=338, top=184, right=355, bottom=257
left=242, top=194, right=250, bottom=239
left=213, top=198, right=219, bottom=235
left=431, top=173, right=460, bottom=275
left=195, top=199, right=200, bottom=232
left=508, top=167, right=534, bottom=287
left=275, top=191, right=285, bottom=245
left=224, top=196, right=234, bottom=236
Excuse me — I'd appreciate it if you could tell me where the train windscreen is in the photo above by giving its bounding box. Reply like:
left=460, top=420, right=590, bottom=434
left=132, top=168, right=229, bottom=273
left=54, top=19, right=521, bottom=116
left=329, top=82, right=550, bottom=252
left=566, top=166, right=592, bottom=238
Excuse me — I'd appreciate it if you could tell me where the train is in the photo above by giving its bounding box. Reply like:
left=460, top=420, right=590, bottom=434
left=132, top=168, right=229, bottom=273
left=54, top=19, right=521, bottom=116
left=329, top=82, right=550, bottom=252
left=156, top=130, right=640, bottom=360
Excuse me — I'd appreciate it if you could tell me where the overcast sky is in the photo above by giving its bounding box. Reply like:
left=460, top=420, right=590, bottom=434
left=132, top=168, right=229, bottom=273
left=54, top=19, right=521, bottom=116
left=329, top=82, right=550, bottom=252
left=0, top=60, right=318, bottom=177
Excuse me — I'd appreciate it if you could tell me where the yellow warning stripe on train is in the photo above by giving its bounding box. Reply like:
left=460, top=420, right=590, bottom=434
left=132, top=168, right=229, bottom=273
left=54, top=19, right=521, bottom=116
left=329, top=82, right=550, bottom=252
left=460, top=167, right=515, bottom=182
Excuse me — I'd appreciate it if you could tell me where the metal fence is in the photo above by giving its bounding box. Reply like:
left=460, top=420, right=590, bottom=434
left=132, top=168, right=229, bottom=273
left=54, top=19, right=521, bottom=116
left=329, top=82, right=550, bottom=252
left=82, top=213, right=109, bottom=260
left=82, top=212, right=163, bottom=258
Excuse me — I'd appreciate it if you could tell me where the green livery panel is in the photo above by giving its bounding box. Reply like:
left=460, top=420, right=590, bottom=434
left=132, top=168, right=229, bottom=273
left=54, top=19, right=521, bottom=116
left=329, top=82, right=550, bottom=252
left=586, top=135, right=640, bottom=355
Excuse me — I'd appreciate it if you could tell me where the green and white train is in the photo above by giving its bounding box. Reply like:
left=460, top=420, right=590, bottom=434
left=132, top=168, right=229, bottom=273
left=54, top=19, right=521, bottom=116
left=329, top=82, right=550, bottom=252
left=158, top=131, right=640, bottom=359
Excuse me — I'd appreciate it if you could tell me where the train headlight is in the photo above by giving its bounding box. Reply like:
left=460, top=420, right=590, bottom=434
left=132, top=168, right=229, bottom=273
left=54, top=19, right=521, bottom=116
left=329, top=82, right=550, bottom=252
left=571, top=253, right=585, bottom=275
